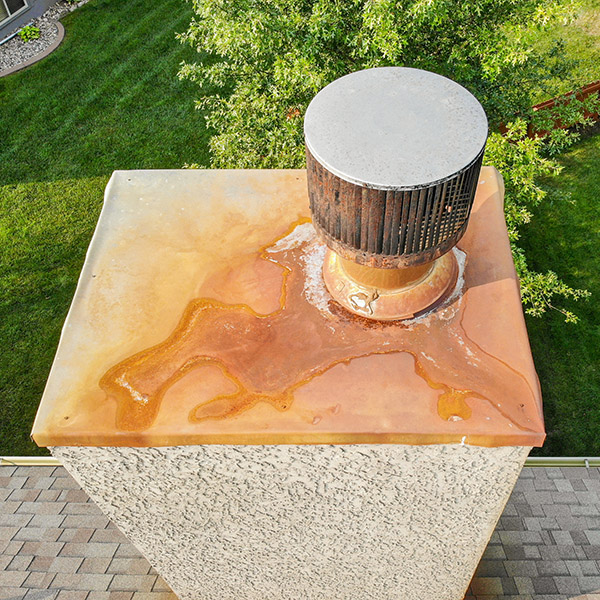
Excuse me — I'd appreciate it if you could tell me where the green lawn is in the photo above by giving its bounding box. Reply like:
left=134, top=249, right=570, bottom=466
left=0, top=0, right=211, bottom=455
left=532, top=0, right=600, bottom=99
left=514, top=0, right=600, bottom=456
left=1, top=0, right=599, bottom=457
left=524, top=133, right=600, bottom=457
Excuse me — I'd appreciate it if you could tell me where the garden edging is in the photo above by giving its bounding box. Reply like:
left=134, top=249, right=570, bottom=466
left=0, top=20, right=64, bottom=77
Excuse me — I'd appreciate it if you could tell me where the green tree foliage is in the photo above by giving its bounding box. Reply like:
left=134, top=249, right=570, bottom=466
left=485, top=94, right=598, bottom=322
left=179, top=0, right=594, bottom=321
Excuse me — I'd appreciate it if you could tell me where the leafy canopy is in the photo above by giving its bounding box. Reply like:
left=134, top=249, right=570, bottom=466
left=179, top=0, right=594, bottom=321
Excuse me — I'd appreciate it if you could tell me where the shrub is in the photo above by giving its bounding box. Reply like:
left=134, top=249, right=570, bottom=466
left=485, top=115, right=594, bottom=323
left=18, top=25, right=41, bottom=43
left=179, top=0, right=593, bottom=321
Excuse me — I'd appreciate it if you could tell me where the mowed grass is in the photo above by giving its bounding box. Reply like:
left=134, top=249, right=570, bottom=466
left=532, top=0, right=600, bottom=99
left=0, top=0, right=211, bottom=455
left=524, top=133, right=600, bottom=457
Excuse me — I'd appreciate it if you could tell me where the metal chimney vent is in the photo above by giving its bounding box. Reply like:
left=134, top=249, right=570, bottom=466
left=304, top=67, right=488, bottom=269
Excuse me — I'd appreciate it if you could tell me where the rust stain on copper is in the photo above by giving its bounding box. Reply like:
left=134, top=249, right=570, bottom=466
left=100, top=219, right=536, bottom=437
left=305, top=146, right=484, bottom=268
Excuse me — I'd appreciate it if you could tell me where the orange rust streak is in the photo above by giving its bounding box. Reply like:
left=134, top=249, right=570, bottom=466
left=99, top=219, right=536, bottom=438
left=190, top=349, right=474, bottom=424
left=259, top=216, right=312, bottom=313
left=189, top=359, right=295, bottom=423
left=457, top=311, right=540, bottom=430
left=101, top=218, right=311, bottom=430
left=412, top=354, right=474, bottom=422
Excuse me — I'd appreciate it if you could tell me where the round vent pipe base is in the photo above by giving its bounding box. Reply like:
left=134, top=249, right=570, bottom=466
left=323, top=249, right=458, bottom=321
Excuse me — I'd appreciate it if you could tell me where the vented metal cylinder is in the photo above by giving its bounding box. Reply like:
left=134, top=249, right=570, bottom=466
left=304, top=67, right=488, bottom=268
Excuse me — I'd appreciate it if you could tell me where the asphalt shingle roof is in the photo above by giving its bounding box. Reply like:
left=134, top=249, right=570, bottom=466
left=1, top=464, right=599, bottom=599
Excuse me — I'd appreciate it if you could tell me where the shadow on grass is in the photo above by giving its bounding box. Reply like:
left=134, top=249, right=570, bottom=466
left=0, top=0, right=215, bottom=455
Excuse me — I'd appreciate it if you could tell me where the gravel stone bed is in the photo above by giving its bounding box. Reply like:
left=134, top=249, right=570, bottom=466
left=0, top=0, right=89, bottom=72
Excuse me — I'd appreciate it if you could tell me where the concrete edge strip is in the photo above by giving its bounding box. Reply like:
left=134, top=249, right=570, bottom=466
left=1, top=455, right=599, bottom=467
left=0, top=20, right=65, bottom=78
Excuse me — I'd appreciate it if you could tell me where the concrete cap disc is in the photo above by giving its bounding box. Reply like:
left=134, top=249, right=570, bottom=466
left=304, top=67, right=488, bottom=190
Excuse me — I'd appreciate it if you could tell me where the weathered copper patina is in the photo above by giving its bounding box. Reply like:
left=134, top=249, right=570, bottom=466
left=306, top=146, right=484, bottom=269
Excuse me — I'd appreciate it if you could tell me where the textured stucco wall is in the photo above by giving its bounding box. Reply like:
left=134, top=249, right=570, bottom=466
left=52, top=444, right=530, bottom=600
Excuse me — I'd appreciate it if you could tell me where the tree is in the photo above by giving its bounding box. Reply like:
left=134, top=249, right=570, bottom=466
left=178, top=0, right=593, bottom=321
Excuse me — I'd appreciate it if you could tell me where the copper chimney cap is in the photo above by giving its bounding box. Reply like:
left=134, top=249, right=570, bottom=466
left=304, top=67, right=488, bottom=320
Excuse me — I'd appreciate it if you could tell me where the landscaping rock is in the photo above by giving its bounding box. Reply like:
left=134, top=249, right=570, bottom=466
left=0, top=0, right=90, bottom=74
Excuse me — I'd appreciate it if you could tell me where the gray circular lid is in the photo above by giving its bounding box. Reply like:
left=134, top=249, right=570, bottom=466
left=304, top=67, right=488, bottom=190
